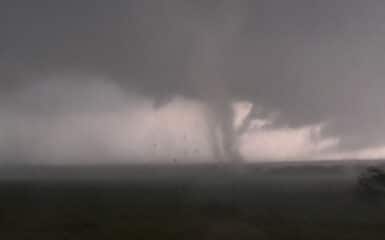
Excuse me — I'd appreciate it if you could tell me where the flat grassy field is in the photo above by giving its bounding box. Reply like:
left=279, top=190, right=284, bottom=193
left=0, top=163, right=384, bottom=239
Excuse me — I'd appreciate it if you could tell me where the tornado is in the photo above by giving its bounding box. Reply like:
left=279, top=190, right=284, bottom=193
left=191, top=1, right=254, bottom=163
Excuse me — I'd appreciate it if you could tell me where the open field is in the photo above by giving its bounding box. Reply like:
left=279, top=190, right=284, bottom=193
left=0, top=162, right=384, bottom=239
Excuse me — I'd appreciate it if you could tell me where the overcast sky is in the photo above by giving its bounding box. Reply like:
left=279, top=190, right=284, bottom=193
left=2, top=0, right=385, bottom=163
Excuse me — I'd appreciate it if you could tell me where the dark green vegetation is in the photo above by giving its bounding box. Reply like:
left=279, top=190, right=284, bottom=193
left=0, top=163, right=384, bottom=239
left=357, top=167, right=385, bottom=202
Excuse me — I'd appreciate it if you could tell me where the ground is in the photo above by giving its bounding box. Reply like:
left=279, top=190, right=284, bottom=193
left=0, top=163, right=384, bottom=239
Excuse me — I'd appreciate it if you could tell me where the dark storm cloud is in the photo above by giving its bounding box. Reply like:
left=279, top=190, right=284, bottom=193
left=2, top=0, right=385, bottom=150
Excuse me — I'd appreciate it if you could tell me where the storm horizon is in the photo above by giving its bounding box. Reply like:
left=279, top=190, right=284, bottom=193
left=2, top=0, right=385, bottom=164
